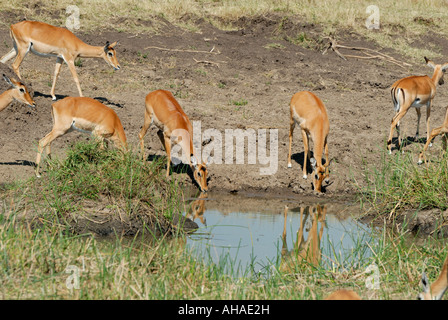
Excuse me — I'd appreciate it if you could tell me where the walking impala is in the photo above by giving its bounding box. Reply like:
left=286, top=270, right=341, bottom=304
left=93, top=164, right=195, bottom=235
left=418, top=254, right=448, bottom=300
left=387, top=57, right=448, bottom=153
left=0, top=74, right=35, bottom=111
left=35, top=97, right=127, bottom=177
left=418, top=105, right=448, bottom=164
left=0, top=20, right=120, bottom=100
left=287, top=91, right=330, bottom=192
left=138, top=90, right=209, bottom=192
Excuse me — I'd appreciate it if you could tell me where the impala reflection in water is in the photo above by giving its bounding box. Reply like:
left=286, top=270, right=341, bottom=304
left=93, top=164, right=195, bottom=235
left=184, top=194, right=377, bottom=277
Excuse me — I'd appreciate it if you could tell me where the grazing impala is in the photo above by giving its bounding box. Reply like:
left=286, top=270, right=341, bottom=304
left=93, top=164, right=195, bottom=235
left=287, top=91, right=330, bottom=192
left=138, top=90, right=209, bottom=192
left=418, top=106, right=448, bottom=164
left=0, top=74, right=35, bottom=111
left=35, top=97, right=127, bottom=177
left=0, top=20, right=120, bottom=100
left=418, top=254, right=448, bottom=300
left=387, top=57, right=448, bottom=153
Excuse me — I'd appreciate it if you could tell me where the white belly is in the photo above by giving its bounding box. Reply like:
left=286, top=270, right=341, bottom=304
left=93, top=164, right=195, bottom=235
left=411, top=99, right=427, bottom=109
left=29, top=42, right=64, bottom=60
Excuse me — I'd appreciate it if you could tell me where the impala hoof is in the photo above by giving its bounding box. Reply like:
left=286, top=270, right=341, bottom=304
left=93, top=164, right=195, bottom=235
left=287, top=163, right=292, bottom=168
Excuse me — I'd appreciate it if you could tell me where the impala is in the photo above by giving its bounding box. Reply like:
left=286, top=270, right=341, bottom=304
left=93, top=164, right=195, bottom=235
left=0, top=20, right=120, bottom=100
left=185, top=192, right=208, bottom=226
left=287, top=91, right=330, bottom=192
left=387, top=57, right=448, bottom=153
left=280, top=205, right=326, bottom=272
left=324, top=289, right=362, bottom=300
left=35, top=96, right=127, bottom=177
left=418, top=106, right=448, bottom=164
left=418, top=254, right=448, bottom=300
left=0, top=74, right=35, bottom=111
left=138, top=89, right=209, bottom=192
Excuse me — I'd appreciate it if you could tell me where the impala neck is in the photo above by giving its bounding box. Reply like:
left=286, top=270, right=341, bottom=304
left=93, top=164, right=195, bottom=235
left=77, top=42, right=104, bottom=58
left=0, top=90, right=14, bottom=112
left=431, top=67, right=444, bottom=86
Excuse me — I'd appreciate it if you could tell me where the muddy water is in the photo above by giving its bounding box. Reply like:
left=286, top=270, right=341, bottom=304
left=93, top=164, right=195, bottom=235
left=184, top=193, right=377, bottom=277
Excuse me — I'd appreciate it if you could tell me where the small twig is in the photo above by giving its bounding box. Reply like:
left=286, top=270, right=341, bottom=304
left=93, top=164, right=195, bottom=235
left=145, top=45, right=221, bottom=55
left=193, top=58, right=224, bottom=67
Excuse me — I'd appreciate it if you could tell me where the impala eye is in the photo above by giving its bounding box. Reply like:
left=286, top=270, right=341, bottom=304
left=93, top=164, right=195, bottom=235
left=108, top=52, right=113, bottom=57
left=19, top=88, right=25, bottom=93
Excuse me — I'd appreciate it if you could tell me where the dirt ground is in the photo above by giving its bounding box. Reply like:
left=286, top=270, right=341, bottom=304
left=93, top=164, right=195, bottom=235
left=1, top=14, right=448, bottom=225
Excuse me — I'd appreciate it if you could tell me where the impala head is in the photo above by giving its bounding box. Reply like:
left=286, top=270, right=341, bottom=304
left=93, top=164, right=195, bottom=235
left=425, top=56, right=448, bottom=85
left=3, top=74, right=35, bottom=108
left=190, top=155, right=209, bottom=193
left=103, top=41, right=120, bottom=71
left=310, top=158, right=331, bottom=193
left=417, top=271, right=434, bottom=300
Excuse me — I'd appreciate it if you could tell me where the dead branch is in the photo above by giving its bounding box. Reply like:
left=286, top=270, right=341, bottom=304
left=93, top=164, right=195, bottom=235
left=323, top=37, right=411, bottom=69
left=145, top=45, right=221, bottom=55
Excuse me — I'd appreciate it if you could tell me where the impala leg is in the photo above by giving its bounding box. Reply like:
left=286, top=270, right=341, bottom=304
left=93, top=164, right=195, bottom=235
left=50, top=57, right=63, bottom=101
left=11, top=43, right=28, bottom=79
left=66, top=60, right=83, bottom=97
left=415, top=107, right=421, bottom=140
left=163, top=134, right=172, bottom=178
left=387, top=108, right=409, bottom=153
left=301, top=129, right=309, bottom=179
left=426, top=102, right=432, bottom=147
left=35, top=129, right=65, bottom=177
left=155, top=130, right=171, bottom=176
left=324, top=137, right=330, bottom=183
left=138, top=111, right=152, bottom=160
left=287, top=118, right=295, bottom=168
left=418, top=126, right=443, bottom=164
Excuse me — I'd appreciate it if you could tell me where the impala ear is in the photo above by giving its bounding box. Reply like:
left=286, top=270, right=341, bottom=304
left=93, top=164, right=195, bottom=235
left=324, top=158, right=333, bottom=168
left=310, top=157, right=317, bottom=169
left=104, top=41, right=110, bottom=53
left=421, top=272, right=430, bottom=294
left=442, top=63, right=448, bottom=72
left=205, top=155, right=211, bottom=166
left=425, top=57, right=436, bottom=69
left=109, top=41, right=118, bottom=48
left=190, top=155, right=198, bottom=168
left=3, top=74, right=14, bottom=88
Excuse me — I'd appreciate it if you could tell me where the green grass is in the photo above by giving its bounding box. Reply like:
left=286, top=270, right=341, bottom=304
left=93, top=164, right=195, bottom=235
left=2, top=140, right=186, bottom=236
left=357, top=143, right=448, bottom=218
